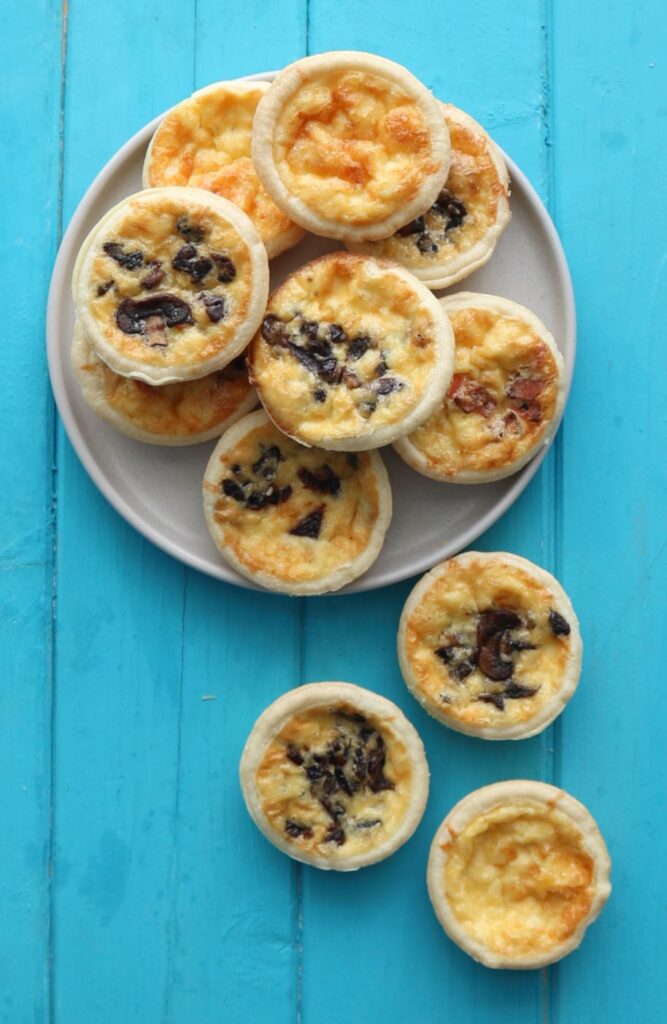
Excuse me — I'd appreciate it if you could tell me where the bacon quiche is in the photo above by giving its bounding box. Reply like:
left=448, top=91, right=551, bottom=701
left=252, top=51, right=450, bottom=241
left=397, top=552, right=582, bottom=740
left=347, top=104, right=510, bottom=289
left=202, top=410, right=392, bottom=594
left=71, top=321, right=256, bottom=445
left=427, top=781, right=611, bottom=968
left=143, top=80, right=304, bottom=259
left=394, top=293, right=565, bottom=482
left=73, top=186, right=269, bottom=385
left=240, top=682, right=429, bottom=870
left=248, top=252, right=454, bottom=451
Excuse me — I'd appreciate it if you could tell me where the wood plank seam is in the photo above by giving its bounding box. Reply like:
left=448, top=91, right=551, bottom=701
left=48, top=3, right=71, bottom=1021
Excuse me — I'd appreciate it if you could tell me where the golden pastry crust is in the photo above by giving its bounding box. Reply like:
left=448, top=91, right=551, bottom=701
left=71, top=321, right=257, bottom=445
left=202, top=410, right=392, bottom=595
left=397, top=552, right=582, bottom=740
left=74, top=187, right=269, bottom=384
left=394, top=294, right=565, bottom=483
left=143, top=81, right=304, bottom=259
left=247, top=252, right=454, bottom=451
left=240, top=682, right=429, bottom=870
left=427, top=781, right=612, bottom=968
left=347, top=104, right=510, bottom=288
left=252, top=51, right=451, bottom=241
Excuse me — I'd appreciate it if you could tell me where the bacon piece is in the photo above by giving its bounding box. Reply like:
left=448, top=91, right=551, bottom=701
left=505, top=374, right=545, bottom=401
left=447, top=374, right=496, bottom=417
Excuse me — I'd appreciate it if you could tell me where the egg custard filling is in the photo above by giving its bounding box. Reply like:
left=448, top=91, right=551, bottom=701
left=143, top=82, right=303, bottom=258
left=255, top=703, right=413, bottom=859
left=399, top=553, right=580, bottom=736
left=203, top=412, right=390, bottom=591
left=248, top=253, right=453, bottom=450
left=442, top=800, right=595, bottom=958
left=350, top=105, right=509, bottom=282
left=396, top=296, right=563, bottom=481
left=76, top=188, right=268, bottom=382
left=72, top=323, right=255, bottom=443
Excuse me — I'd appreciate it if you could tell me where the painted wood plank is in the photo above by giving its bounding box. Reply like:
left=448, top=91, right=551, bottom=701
left=0, top=1, right=63, bottom=1019
left=300, top=3, right=558, bottom=1021
left=51, top=1, right=196, bottom=1019
left=161, top=8, right=307, bottom=1021
left=552, top=3, right=667, bottom=1020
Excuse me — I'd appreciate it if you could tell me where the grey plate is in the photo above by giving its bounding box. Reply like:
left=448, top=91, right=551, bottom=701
left=47, top=71, right=575, bottom=594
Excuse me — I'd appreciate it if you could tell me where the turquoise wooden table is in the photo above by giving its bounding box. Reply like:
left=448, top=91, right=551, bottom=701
left=3, top=0, right=666, bottom=1020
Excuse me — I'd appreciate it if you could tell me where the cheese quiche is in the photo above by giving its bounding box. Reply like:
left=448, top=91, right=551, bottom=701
left=252, top=51, right=450, bottom=241
left=427, top=781, right=611, bottom=968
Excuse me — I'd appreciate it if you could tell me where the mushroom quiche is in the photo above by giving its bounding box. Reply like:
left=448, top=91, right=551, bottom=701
left=398, top=552, right=582, bottom=740
left=202, top=410, right=392, bottom=595
left=71, top=321, right=257, bottom=445
left=394, top=293, right=565, bottom=483
left=74, top=187, right=269, bottom=384
left=347, top=104, right=510, bottom=289
left=427, top=781, right=611, bottom=968
left=252, top=51, right=451, bottom=241
left=248, top=252, right=455, bottom=451
left=143, top=80, right=304, bottom=259
left=240, top=682, right=429, bottom=870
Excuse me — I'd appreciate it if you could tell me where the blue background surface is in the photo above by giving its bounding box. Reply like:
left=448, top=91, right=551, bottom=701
left=1, top=0, right=666, bottom=1020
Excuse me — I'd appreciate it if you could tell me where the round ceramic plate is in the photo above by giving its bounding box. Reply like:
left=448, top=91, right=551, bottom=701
left=47, top=71, right=575, bottom=595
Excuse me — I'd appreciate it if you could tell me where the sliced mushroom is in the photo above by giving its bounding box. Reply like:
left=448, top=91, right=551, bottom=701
left=115, top=294, right=193, bottom=337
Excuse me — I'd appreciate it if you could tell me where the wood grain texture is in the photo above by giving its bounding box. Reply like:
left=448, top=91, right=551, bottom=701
left=2, top=0, right=666, bottom=1020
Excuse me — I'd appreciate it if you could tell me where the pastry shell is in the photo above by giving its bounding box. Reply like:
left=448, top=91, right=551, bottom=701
left=427, top=781, right=611, bottom=968
left=397, top=551, right=582, bottom=740
left=252, top=51, right=450, bottom=242
left=240, top=682, right=429, bottom=870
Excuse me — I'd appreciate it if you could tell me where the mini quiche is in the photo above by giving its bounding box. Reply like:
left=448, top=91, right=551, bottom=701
left=247, top=252, right=455, bottom=451
left=240, top=682, right=429, bottom=870
left=71, top=321, right=256, bottom=445
left=427, top=781, right=611, bottom=968
left=202, top=410, right=392, bottom=595
left=74, top=187, right=269, bottom=385
left=347, top=104, right=510, bottom=289
left=252, top=51, right=451, bottom=241
left=398, top=552, right=582, bottom=740
left=394, top=293, right=565, bottom=483
left=143, top=80, right=304, bottom=259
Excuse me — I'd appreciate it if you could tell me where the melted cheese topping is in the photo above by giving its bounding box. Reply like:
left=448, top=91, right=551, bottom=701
left=403, top=556, right=572, bottom=730
left=204, top=420, right=382, bottom=584
left=256, top=703, right=413, bottom=859
left=407, top=307, right=560, bottom=477
left=357, top=105, right=507, bottom=268
left=85, top=192, right=254, bottom=370
left=76, top=337, right=253, bottom=439
left=249, top=253, right=440, bottom=446
left=273, top=69, right=441, bottom=228
left=443, top=801, right=595, bottom=957
left=145, top=85, right=302, bottom=255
